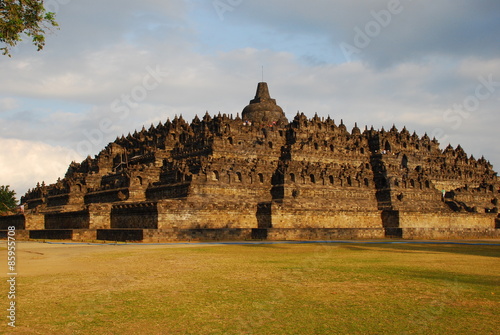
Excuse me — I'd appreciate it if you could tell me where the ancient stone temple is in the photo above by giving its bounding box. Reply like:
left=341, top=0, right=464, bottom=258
left=1, top=82, right=499, bottom=241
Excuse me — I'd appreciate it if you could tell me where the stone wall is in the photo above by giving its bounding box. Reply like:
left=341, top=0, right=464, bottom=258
left=397, top=211, right=495, bottom=229
left=281, top=186, right=380, bottom=211
left=97, top=229, right=144, bottom=242
left=448, top=186, right=499, bottom=213
left=85, top=188, right=129, bottom=204
left=272, top=204, right=384, bottom=229
left=143, top=228, right=254, bottom=242
left=88, top=204, right=111, bottom=229
left=25, top=214, right=44, bottom=230
left=45, top=211, right=90, bottom=229
left=157, top=200, right=260, bottom=229
left=400, top=228, right=500, bottom=239
left=383, top=210, right=498, bottom=239
left=0, top=215, right=25, bottom=229
left=266, top=228, right=385, bottom=240
left=97, top=227, right=385, bottom=242
left=47, top=194, right=69, bottom=207
left=111, top=202, right=158, bottom=229
left=29, top=229, right=73, bottom=240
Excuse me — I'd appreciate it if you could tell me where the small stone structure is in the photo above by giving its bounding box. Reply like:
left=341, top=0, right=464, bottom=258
left=1, top=83, right=499, bottom=241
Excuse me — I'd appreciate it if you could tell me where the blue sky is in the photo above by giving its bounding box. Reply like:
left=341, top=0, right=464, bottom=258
left=1, top=0, right=499, bottom=197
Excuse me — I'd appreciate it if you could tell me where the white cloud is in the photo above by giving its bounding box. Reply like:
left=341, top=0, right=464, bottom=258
left=457, top=58, right=500, bottom=80
left=0, top=138, right=82, bottom=197
left=0, top=98, right=19, bottom=111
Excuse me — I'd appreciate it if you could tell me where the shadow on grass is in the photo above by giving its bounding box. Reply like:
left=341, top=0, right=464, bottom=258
left=390, top=267, right=500, bottom=288
left=332, top=243, right=500, bottom=259
left=240, top=243, right=291, bottom=249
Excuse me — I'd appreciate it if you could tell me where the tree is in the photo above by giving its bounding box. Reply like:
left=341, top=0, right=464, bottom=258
left=0, top=0, right=58, bottom=56
left=0, top=185, right=18, bottom=214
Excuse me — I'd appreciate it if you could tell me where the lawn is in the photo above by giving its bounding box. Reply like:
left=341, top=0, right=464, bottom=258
left=1, top=241, right=499, bottom=334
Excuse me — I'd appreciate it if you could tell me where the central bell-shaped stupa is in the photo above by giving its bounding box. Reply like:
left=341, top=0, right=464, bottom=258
left=242, top=82, right=288, bottom=125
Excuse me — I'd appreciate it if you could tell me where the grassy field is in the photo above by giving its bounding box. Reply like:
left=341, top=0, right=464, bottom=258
left=1, top=241, right=499, bottom=334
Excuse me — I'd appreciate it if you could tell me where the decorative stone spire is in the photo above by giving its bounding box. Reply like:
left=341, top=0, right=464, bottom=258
left=351, top=122, right=361, bottom=135
left=242, top=82, right=288, bottom=125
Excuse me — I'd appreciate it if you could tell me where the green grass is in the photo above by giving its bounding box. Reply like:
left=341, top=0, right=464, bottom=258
left=2, top=242, right=499, bottom=334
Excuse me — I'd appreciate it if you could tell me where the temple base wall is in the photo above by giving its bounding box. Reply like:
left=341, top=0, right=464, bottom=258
left=143, top=228, right=255, bottom=242
left=399, top=212, right=495, bottom=229
left=1, top=206, right=499, bottom=242
left=89, top=204, right=111, bottom=229
left=157, top=200, right=260, bottom=229
left=386, top=227, right=500, bottom=239
left=383, top=210, right=496, bottom=229
left=0, top=215, right=25, bottom=230
left=25, top=214, right=44, bottom=230
left=97, top=227, right=385, bottom=242
left=111, top=203, right=158, bottom=229
left=383, top=211, right=499, bottom=239
left=272, top=205, right=384, bottom=229
left=45, top=211, right=90, bottom=229
left=266, top=228, right=385, bottom=240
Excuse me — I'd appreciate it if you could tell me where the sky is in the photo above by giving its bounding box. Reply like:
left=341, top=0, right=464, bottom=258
left=1, top=0, right=499, bottom=198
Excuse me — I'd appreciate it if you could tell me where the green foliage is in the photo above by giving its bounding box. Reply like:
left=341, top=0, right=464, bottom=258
left=0, top=185, right=17, bottom=213
left=0, top=0, right=59, bottom=56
